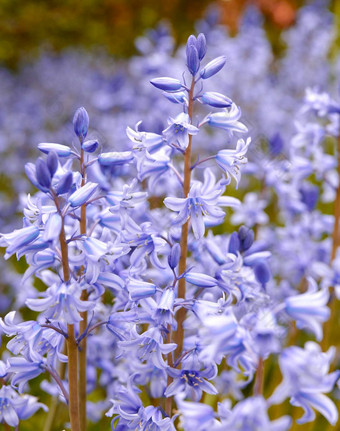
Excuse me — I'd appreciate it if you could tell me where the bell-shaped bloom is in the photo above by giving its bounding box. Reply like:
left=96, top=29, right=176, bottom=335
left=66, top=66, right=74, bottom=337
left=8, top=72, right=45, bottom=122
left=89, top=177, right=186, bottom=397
left=43, top=213, right=62, bottom=242
left=216, top=138, right=251, bottom=187
left=163, top=112, right=199, bottom=150
left=0, top=225, right=40, bottom=260
left=205, top=103, right=248, bottom=134
left=26, top=282, right=95, bottom=324
left=118, top=327, right=176, bottom=370
left=127, top=278, right=157, bottom=301
left=7, top=357, right=44, bottom=393
left=98, top=151, right=134, bottom=167
left=0, top=386, right=47, bottom=427
left=165, top=365, right=217, bottom=401
left=199, top=92, right=232, bottom=108
left=164, top=169, right=240, bottom=239
left=284, top=277, right=330, bottom=341
left=269, top=342, right=339, bottom=425
left=176, top=398, right=215, bottom=431
left=126, top=121, right=164, bottom=154
left=106, top=382, right=175, bottom=430
left=218, top=396, right=291, bottom=431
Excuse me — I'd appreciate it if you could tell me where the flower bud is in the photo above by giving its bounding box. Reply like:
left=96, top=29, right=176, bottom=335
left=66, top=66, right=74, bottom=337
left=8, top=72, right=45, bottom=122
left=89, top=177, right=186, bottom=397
left=200, top=56, right=226, bottom=79
left=73, top=107, right=89, bottom=142
left=98, top=151, right=134, bottom=166
left=56, top=171, right=73, bottom=195
left=38, top=143, right=71, bottom=157
left=228, top=231, right=240, bottom=255
left=35, top=158, right=51, bottom=190
left=186, top=44, right=200, bottom=76
left=82, top=139, right=99, bottom=153
left=168, top=243, right=181, bottom=269
left=196, top=33, right=207, bottom=60
left=185, top=272, right=216, bottom=287
left=254, top=261, right=271, bottom=287
left=46, top=151, right=58, bottom=177
left=150, top=77, right=183, bottom=92
left=68, top=182, right=98, bottom=207
left=199, top=92, right=232, bottom=108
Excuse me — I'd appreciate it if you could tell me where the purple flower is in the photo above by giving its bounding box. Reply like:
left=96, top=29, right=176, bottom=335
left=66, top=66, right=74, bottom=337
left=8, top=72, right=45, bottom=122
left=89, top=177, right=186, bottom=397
left=163, top=112, right=199, bottom=150
left=164, top=169, right=240, bottom=239
left=269, top=342, right=339, bottom=425
left=165, top=365, right=217, bottom=401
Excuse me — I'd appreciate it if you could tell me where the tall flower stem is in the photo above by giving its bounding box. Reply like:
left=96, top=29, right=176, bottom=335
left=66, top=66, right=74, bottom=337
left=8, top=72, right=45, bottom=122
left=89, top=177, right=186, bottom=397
left=78, top=148, right=88, bottom=431
left=59, top=211, right=80, bottom=431
left=254, top=357, right=264, bottom=396
left=165, top=77, right=195, bottom=417
left=323, top=133, right=340, bottom=351
left=173, top=77, right=195, bottom=360
left=320, top=133, right=340, bottom=431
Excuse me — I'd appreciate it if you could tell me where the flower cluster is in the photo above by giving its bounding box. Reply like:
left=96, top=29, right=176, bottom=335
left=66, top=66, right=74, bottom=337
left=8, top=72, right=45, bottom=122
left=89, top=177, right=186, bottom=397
left=0, top=5, right=340, bottom=430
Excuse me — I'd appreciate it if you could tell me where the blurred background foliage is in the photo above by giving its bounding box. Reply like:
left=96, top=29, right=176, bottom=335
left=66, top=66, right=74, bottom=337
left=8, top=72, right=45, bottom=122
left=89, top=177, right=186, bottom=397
left=0, top=0, right=337, bottom=68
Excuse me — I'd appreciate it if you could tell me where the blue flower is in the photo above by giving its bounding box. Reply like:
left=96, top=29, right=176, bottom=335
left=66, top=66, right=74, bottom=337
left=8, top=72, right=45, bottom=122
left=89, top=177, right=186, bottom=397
left=269, top=342, right=339, bottom=425
left=165, top=365, right=217, bottom=400
left=163, top=112, right=199, bottom=150
left=215, top=138, right=251, bottom=187
left=164, top=169, right=240, bottom=239
left=26, top=282, right=95, bottom=324
left=0, top=386, right=47, bottom=427
left=204, top=103, right=248, bottom=134
left=284, top=277, right=329, bottom=341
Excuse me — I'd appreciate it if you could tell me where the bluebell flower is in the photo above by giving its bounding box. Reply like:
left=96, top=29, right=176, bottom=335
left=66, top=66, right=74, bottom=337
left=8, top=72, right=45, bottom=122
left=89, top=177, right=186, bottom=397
left=126, top=121, right=164, bottom=154
left=284, top=277, right=329, bottom=341
left=0, top=386, right=47, bottom=427
left=164, top=169, right=240, bottom=239
left=127, top=278, right=157, bottom=301
left=106, top=381, right=175, bottom=430
left=163, top=112, right=199, bottom=150
left=26, top=282, right=95, bottom=324
left=122, top=222, right=167, bottom=269
left=43, top=212, right=62, bottom=242
left=204, top=103, right=248, bottom=134
left=215, top=138, right=251, bottom=187
left=269, top=342, right=339, bottom=425
left=176, top=397, right=215, bottom=431
left=8, top=357, right=44, bottom=393
left=98, top=151, right=134, bottom=167
left=0, top=225, right=40, bottom=260
left=118, top=327, right=176, bottom=370
left=217, top=396, right=291, bottom=431
left=165, top=365, right=217, bottom=400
